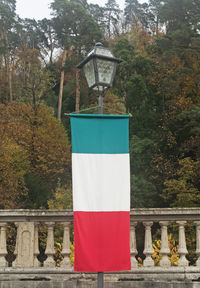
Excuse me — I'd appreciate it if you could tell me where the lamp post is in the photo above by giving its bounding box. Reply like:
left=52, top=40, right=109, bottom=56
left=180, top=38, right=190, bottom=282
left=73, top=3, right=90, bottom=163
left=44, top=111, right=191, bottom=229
left=77, top=43, right=122, bottom=288
left=77, top=42, right=122, bottom=114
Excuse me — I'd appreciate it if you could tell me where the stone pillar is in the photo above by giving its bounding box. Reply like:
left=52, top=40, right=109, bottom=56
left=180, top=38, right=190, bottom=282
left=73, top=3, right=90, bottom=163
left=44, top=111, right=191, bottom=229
left=176, top=221, right=189, bottom=266
left=195, top=221, right=200, bottom=266
left=130, top=221, right=138, bottom=269
left=13, top=222, right=35, bottom=267
left=60, top=222, right=72, bottom=269
left=34, top=222, right=40, bottom=267
left=0, top=223, right=8, bottom=267
left=159, top=221, right=170, bottom=267
left=143, top=221, right=154, bottom=267
left=44, top=222, right=55, bottom=267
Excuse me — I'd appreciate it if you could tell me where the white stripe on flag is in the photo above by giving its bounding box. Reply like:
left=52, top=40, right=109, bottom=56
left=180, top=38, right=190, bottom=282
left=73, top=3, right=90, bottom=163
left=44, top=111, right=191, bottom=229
left=72, top=153, right=130, bottom=212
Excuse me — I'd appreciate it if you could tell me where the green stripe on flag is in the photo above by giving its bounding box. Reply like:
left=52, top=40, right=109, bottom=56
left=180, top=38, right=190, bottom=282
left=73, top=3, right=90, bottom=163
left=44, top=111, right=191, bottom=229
left=70, top=114, right=129, bottom=154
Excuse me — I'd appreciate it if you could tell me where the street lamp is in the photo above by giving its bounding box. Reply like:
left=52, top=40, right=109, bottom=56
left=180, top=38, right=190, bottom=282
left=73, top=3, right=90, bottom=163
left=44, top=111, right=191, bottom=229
left=77, top=42, right=122, bottom=113
left=77, top=43, right=122, bottom=288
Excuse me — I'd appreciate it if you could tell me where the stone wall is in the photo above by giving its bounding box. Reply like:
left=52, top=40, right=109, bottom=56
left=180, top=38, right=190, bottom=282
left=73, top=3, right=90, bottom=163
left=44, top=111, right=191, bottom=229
left=0, top=279, right=200, bottom=288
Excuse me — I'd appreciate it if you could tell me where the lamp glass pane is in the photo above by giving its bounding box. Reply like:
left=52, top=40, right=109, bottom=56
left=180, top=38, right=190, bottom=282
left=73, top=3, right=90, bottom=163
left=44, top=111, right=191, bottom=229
left=83, top=59, right=95, bottom=88
left=96, top=47, right=113, bottom=57
left=96, top=59, right=115, bottom=85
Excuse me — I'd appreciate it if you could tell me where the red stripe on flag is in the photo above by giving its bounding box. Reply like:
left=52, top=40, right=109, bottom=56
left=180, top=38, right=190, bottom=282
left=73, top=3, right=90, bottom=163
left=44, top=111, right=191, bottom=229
left=74, top=211, right=131, bottom=272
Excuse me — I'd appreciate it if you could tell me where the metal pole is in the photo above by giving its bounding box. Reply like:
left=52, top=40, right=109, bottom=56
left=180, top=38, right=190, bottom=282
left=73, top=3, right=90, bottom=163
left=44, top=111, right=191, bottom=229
left=98, top=91, right=104, bottom=288
left=98, top=94, right=103, bottom=114
left=98, top=272, right=104, bottom=288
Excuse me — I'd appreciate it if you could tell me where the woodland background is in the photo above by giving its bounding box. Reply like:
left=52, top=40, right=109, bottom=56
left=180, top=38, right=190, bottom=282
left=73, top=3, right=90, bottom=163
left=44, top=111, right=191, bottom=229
left=1, top=0, right=200, bottom=211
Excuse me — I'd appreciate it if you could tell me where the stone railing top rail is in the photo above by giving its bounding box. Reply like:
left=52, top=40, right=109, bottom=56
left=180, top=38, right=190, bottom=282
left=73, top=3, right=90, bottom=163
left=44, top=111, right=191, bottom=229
left=0, top=208, right=200, bottom=222
left=0, top=209, right=73, bottom=222
left=130, top=207, right=200, bottom=221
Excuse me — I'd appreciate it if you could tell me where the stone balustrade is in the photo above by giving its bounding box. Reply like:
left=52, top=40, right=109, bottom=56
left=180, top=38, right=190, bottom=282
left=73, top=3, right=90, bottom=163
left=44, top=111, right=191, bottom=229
left=1, top=208, right=200, bottom=279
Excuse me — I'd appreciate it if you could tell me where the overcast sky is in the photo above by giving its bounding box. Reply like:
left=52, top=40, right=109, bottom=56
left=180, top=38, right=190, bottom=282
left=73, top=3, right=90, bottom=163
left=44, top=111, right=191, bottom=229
left=16, top=0, right=126, bottom=20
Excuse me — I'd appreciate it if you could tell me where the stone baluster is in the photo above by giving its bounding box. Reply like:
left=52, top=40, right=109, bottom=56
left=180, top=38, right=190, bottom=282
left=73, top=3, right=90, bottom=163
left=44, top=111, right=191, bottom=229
left=195, top=221, right=200, bottom=266
left=13, top=223, right=19, bottom=267
left=176, top=221, right=188, bottom=266
left=0, top=223, right=8, bottom=267
left=159, top=221, right=170, bottom=267
left=143, top=221, right=154, bottom=267
left=130, top=221, right=138, bottom=269
left=34, top=222, right=40, bottom=267
left=44, top=222, right=55, bottom=267
left=60, top=222, right=72, bottom=269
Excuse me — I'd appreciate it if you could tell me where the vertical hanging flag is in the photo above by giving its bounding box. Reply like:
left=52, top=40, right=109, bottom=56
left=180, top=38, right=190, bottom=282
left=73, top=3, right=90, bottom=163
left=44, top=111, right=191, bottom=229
left=70, top=114, right=131, bottom=272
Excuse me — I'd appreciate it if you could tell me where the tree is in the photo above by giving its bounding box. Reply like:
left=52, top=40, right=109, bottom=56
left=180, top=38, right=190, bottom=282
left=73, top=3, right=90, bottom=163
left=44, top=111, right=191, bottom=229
left=0, top=102, right=71, bottom=208
left=48, top=180, right=72, bottom=210
left=113, top=37, right=163, bottom=207
left=161, top=107, right=200, bottom=207
left=88, top=3, right=105, bottom=34
left=13, top=17, right=56, bottom=64
left=124, top=0, right=149, bottom=30
left=146, top=0, right=200, bottom=208
left=0, top=0, right=17, bottom=102
left=19, top=18, right=40, bottom=49
left=38, top=18, right=57, bottom=64
left=51, top=0, right=102, bottom=53
left=50, top=0, right=103, bottom=119
left=14, top=47, right=54, bottom=105
left=159, top=0, right=200, bottom=33
left=104, top=0, right=121, bottom=38
left=113, top=38, right=136, bottom=100
left=148, top=0, right=164, bottom=35
left=0, top=136, right=29, bottom=208
left=163, top=158, right=200, bottom=207
left=57, top=47, right=74, bottom=120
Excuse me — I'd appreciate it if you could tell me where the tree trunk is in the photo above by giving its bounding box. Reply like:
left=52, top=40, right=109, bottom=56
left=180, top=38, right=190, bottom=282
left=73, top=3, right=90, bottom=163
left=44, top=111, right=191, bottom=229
left=8, top=60, right=13, bottom=102
left=3, top=20, right=13, bottom=102
left=57, top=46, right=74, bottom=120
left=75, top=68, right=81, bottom=113
left=49, top=29, right=54, bottom=64
left=57, top=50, right=67, bottom=120
left=156, top=16, right=159, bottom=37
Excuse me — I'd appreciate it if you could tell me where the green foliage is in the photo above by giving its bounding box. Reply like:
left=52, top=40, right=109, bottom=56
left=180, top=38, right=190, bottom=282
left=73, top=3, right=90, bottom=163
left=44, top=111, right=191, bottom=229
left=0, top=137, right=29, bottom=208
left=103, top=91, right=126, bottom=114
left=62, top=80, right=76, bottom=115
left=159, top=0, right=200, bottom=33
left=0, top=102, right=71, bottom=208
left=163, top=158, right=200, bottom=207
left=48, top=180, right=72, bottom=210
left=51, top=0, right=102, bottom=51
left=177, top=107, right=200, bottom=137
left=130, top=135, right=156, bottom=171
left=0, top=0, right=16, bottom=30
left=114, top=36, right=163, bottom=208
left=126, top=74, right=148, bottom=111
left=131, top=175, right=158, bottom=207
left=88, top=3, right=105, bottom=33
left=15, top=47, right=54, bottom=105
left=24, top=174, right=53, bottom=209
left=104, top=0, right=121, bottom=38
left=124, top=0, right=148, bottom=29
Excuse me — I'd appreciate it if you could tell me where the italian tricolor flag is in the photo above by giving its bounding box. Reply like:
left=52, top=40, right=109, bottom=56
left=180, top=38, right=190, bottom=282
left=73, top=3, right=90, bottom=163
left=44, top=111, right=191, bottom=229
left=70, top=114, right=131, bottom=272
